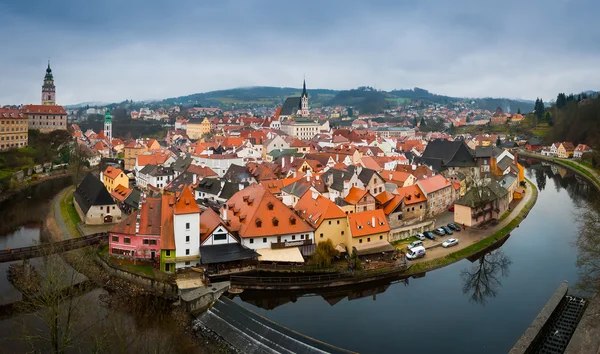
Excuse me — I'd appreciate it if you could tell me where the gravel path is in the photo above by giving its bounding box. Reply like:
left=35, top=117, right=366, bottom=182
left=51, top=186, right=74, bottom=241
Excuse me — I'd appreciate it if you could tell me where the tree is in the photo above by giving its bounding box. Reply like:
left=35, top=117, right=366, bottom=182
left=496, top=137, right=502, bottom=147
left=70, top=143, right=92, bottom=186
left=534, top=98, right=545, bottom=122
left=448, top=123, right=456, bottom=135
left=460, top=249, right=512, bottom=305
left=544, top=111, right=553, bottom=126
left=419, top=117, right=426, bottom=127
left=517, top=108, right=521, bottom=114
left=312, top=239, right=339, bottom=268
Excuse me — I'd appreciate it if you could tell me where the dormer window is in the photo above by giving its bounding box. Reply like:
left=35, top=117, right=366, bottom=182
left=290, top=217, right=296, bottom=225
left=255, top=218, right=262, bottom=228
left=272, top=217, right=279, bottom=227
left=267, top=202, right=274, bottom=210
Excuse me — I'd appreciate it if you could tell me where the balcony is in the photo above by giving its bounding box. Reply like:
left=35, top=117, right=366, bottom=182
left=271, top=239, right=313, bottom=249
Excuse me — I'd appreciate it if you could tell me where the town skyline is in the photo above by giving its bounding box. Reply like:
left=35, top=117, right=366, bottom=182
left=2, top=0, right=600, bottom=105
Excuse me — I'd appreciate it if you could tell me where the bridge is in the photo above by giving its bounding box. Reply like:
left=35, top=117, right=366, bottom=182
left=0, top=232, right=107, bottom=263
left=196, top=297, right=355, bottom=354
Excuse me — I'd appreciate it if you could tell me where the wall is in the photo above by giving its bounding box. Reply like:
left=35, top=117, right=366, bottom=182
left=85, top=204, right=122, bottom=225
left=174, top=213, right=200, bottom=268
left=348, top=232, right=388, bottom=248
left=241, top=232, right=314, bottom=250
left=95, top=255, right=178, bottom=298
left=315, top=217, right=349, bottom=250
left=180, top=281, right=230, bottom=314
left=388, top=220, right=436, bottom=242
left=0, top=118, right=28, bottom=150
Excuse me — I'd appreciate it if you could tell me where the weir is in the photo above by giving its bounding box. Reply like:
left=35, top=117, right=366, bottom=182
left=196, top=297, right=355, bottom=354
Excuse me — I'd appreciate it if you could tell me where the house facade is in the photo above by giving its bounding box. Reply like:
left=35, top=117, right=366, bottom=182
left=417, top=175, right=454, bottom=217
left=102, top=166, right=129, bottom=193
left=73, top=173, right=122, bottom=225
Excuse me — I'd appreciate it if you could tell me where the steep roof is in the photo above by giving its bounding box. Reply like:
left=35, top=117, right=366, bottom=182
left=455, top=180, right=508, bottom=208
left=138, top=197, right=162, bottom=235
left=381, top=170, right=413, bottom=185
left=497, top=156, right=513, bottom=171
left=200, top=208, right=233, bottom=243
left=110, top=184, right=132, bottom=202
left=294, top=192, right=346, bottom=228
left=418, top=139, right=475, bottom=171
left=222, top=184, right=314, bottom=238
left=280, top=97, right=302, bottom=116
left=395, top=185, right=427, bottom=205
left=104, top=166, right=125, bottom=180
left=348, top=209, right=390, bottom=237
left=344, top=187, right=370, bottom=205
left=160, top=195, right=175, bottom=249
left=173, top=186, right=200, bottom=215
left=382, top=195, right=404, bottom=215
left=110, top=213, right=137, bottom=235
left=73, top=173, right=115, bottom=213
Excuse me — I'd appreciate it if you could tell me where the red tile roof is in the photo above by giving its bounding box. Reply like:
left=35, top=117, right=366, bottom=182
left=160, top=195, right=175, bottom=249
left=348, top=209, right=390, bottom=237
left=417, top=175, right=451, bottom=194
left=104, top=166, right=125, bottom=180
left=395, top=185, right=427, bottom=205
left=173, top=186, right=200, bottom=215
left=110, top=184, right=131, bottom=202
left=200, top=208, right=232, bottom=244
left=138, top=197, right=162, bottom=235
left=294, top=191, right=346, bottom=228
left=22, top=105, right=66, bottom=114
left=344, top=187, right=370, bottom=205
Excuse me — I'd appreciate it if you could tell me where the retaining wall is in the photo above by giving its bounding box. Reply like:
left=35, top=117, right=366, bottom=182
left=181, top=281, right=230, bottom=314
left=389, top=220, right=436, bottom=243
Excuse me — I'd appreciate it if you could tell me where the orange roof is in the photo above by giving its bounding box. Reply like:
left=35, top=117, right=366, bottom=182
left=348, top=209, right=390, bottom=237
left=452, top=182, right=460, bottom=191
left=110, top=184, right=132, bottom=202
left=22, top=104, right=66, bottom=114
left=375, top=191, right=395, bottom=205
left=260, top=179, right=285, bottom=195
left=395, top=185, right=427, bottom=205
left=417, top=175, right=451, bottom=194
left=383, top=195, right=404, bottom=215
left=344, top=187, right=370, bottom=205
left=200, top=208, right=232, bottom=244
left=160, top=195, right=175, bottom=249
left=104, top=166, right=124, bottom=180
left=222, top=184, right=314, bottom=238
left=173, top=186, right=200, bottom=215
left=381, top=170, right=413, bottom=185
left=110, top=213, right=137, bottom=235
left=0, top=108, right=27, bottom=119
left=360, top=156, right=381, bottom=171
left=221, top=137, right=244, bottom=149
left=294, top=191, right=346, bottom=228
left=138, top=197, right=162, bottom=235
left=187, top=164, right=218, bottom=178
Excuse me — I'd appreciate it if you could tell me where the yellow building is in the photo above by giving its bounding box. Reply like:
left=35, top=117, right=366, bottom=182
left=123, top=138, right=159, bottom=171
left=0, top=108, right=29, bottom=151
left=102, top=166, right=129, bottom=193
left=186, top=118, right=211, bottom=139
left=294, top=191, right=350, bottom=251
left=347, top=209, right=390, bottom=248
left=557, top=142, right=575, bottom=158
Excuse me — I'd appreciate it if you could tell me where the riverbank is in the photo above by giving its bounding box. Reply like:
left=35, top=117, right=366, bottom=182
left=0, top=171, right=71, bottom=204
left=518, top=150, right=600, bottom=191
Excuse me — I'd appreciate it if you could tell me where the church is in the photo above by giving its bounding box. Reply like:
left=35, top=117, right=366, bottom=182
left=279, top=80, right=327, bottom=140
left=22, top=62, right=67, bottom=132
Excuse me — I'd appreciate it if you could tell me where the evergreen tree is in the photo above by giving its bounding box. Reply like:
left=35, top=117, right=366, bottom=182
left=496, top=137, right=502, bottom=147
left=448, top=123, right=456, bottom=135
left=534, top=98, right=545, bottom=122
left=413, top=117, right=418, bottom=127
left=544, top=111, right=553, bottom=126
left=420, top=117, right=426, bottom=126
left=517, top=108, right=521, bottom=114
left=556, top=93, right=567, bottom=108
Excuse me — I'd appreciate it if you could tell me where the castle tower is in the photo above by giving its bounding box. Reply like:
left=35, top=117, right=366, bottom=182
left=41, top=61, right=56, bottom=106
left=300, top=79, right=309, bottom=117
left=104, top=109, right=112, bottom=144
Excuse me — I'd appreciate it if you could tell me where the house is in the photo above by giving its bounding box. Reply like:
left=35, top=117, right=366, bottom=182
left=73, top=172, right=122, bottom=225
left=263, top=135, right=290, bottom=155
left=341, top=187, right=376, bottom=213
left=347, top=209, right=391, bottom=248
left=136, top=164, right=175, bottom=191
left=453, top=180, right=510, bottom=227
left=375, top=191, right=404, bottom=227
left=192, top=154, right=244, bottom=177
left=498, top=173, right=519, bottom=203
left=381, top=170, right=416, bottom=188
left=416, top=139, right=476, bottom=178
left=294, top=191, right=349, bottom=251
left=525, top=137, right=543, bottom=151
left=557, top=142, right=575, bottom=158
left=199, top=208, right=259, bottom=274
left=169, top=186, right=201, bottom=270
left=124, top=138, right=160, bottom=171
left=574, top=144, right=592, bottom=159
left=102, top=166, right=128, bottom=193
left=186, top=118, right=211, bottom=139
left=221, top=184, right=315, bottom=263
left=416, top=175, right=453, bottom=217
left=394, top=184, right=428, bottom=221
left=109, top=197, right=161, bottom=260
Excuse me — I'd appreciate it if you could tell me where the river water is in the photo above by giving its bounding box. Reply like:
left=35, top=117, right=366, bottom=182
left=233, top=161, right=599, bottom=354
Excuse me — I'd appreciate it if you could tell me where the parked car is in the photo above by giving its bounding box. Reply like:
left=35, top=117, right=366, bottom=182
left=448, top=205, right=455, bottom=212
left=408, top=240, right=424, bottom=249
left=441, top=226, right=453, bottom=235
left=442, top=238, right=459, bottom=248
left=434, top=228, right=446, bottom=236
left=423, top=231, right=436, bottom=240
left=415, top=233, right=426, bottom=241
left=447, top=223, right=461, bottom=232
left=406, top=246, right=426, bottom=260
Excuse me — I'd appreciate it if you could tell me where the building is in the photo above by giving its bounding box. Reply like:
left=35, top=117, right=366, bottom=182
left=0, top=108, right=29, bottom=150
left=123, top=138, right=160, bottom=171
left=22, top=105, right=67, bottom=132
left=394, top=184, right=428, bottom=221
left=574, top=144, right=592, bottom=159
left=102, top=166, right=129, bottom=193
left=347, top=209, right=391, bottom=247
left=557, top=142, right=575, bottom=158
left=453, top=180, right=510, bottom=227
left=341, top=187, right=376, bottom=213
left=375, top=127, right=416, bottom=138
left=221, top=184, right=315, bottom=262
left=525, top=137, right=543, bottom=151
left=294, top=191, right=348, bottom=251
left=104, top=109, right=112, bottom=144
left=281, top=118, right=322, bottom=140
left=417, top=175, right=454, bottom=217
left=186, top=118, right=211, bottom=139
left=109, top=197, right=161, bottom=260
left=192, top=154, right=245, bottom=177
left=73, top=173, right=122, bottom=224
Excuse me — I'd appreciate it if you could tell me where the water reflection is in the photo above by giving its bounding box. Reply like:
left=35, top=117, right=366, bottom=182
left=461, top=249, right=512, bottom=306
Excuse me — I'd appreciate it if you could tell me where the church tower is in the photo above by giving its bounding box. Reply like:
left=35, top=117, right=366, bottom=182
left=104, top=109, right=112, bottom=144
left=41, top=61, right=56, bottom=106
left=300, top=79, right=309, bottom=117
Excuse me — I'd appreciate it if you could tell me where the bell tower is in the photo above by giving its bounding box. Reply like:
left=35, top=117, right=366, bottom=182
left=300, top=78, right=309, bottom=117
left=104, top=109, right=112, bottom=144
left=41, top=61, right=56, bottom=106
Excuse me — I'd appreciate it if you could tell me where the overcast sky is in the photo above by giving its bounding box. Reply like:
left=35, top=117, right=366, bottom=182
left=1, top=0, right=598, bottom=105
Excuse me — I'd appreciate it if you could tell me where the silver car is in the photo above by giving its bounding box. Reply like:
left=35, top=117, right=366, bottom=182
left=442, top=238, right=459, bottom=248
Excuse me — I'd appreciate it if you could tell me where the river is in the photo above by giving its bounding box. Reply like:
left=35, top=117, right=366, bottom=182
left=232, top=161, right=599, bottom=354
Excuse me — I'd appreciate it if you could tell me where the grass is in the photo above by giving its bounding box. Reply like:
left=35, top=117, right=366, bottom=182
left=59, top=189, right=82, bottom=238
left=97, top=244, right=109, bottom=257
left=392, top=235, right=419, bottom=249
left=558, top=160, right=598, bottom=183
left=407, top=179, right=538, bottom=274
left=121, top=263, right=155, bottom=277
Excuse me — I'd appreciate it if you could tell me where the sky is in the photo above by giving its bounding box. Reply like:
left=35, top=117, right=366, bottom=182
left=1, top=0, right=599, bottom=105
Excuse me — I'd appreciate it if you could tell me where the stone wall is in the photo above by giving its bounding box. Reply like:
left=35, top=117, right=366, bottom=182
left=95, top=255, right=178, bottom=299
left=180, top=281, right=230, bottom=314
left=389, top=220, right=436, bottom=243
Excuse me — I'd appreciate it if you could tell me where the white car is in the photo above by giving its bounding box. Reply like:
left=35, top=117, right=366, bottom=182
left=442, top=238, right=459, bottom=248
left=415, top=233, right=426, bottom=241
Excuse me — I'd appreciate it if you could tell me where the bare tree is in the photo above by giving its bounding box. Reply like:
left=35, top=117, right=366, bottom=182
left=460, top=249, right=512, bottom=305
left=70, top=142, right=93, bottom=186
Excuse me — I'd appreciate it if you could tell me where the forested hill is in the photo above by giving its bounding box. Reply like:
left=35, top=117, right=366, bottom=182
left=157, top=85, right=534, bottom=113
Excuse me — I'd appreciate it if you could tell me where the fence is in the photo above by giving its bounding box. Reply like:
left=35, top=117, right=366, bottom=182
left=0, top=232, right=107, bottom=263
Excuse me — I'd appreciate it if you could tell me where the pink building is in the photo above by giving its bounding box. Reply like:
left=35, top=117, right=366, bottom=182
left=109, top=197, right=161, bottom=260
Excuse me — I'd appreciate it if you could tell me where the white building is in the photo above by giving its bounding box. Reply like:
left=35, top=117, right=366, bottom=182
left=191, top=154, right=245, bottom=177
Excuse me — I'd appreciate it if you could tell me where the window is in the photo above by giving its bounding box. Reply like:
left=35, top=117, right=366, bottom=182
left=185, top=261, right=191, bottom=266
left=124, top=237, right=131, bottom=244
left=359, top=239, right=363, bottom=244
left=149, top=239, right=157, bottom=245
left=292, top=235, right=296, bottom=240
left=341, top=231, right=344, bottom=235
left=186, top=236, right=190, bottom=243
left=380, top=235, right=383, bottom=240
left=112, top=236, right=118, bottom=242
left=214, top=233, right=227, bottom=241
left=143, top=239, right=149, bottom=245
left=337, top=220, right=340, bottom=224
left=263, top=238, right=267, bottom=243
left=166, top=250, right=171, bottom=256
left=328, top=220, right=331, bottom=225
left=367, top=237, right=371, bottom=242
left=407, top=208, right=410, bottom=212
left=185, top=222, right=190, bottom=230
left=100, top=206, right=103, bottom=210
left=320, top=233, right=324, bottom=238
left=185, top=249, right=190, bottom=255
left=250, top=239, right=254, bottom=244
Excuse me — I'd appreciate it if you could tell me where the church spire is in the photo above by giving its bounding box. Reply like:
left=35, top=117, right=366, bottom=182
left=42, top=60, right=56, bottom=105
left=301, top=78, right=308, bottom=98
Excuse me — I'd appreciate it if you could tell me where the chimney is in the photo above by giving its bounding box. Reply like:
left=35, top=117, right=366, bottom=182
left=239, top=183, right=244, bottom=191
left=223, top=208, right=228, bottom=222
left=312, top=191, right=319, bottom=200
left=389, top=173, right=393, bottom=180
left=371, top=216, right=376, bottom=228
left=282, top=156, right=285, bottom=169
left=291, top=156, right=294, bottom=163
left=192, top=174, right=197, bottom=185
left=315, top=175, right=320, bottom=181
left=412, top=164, right=416, bottom=171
